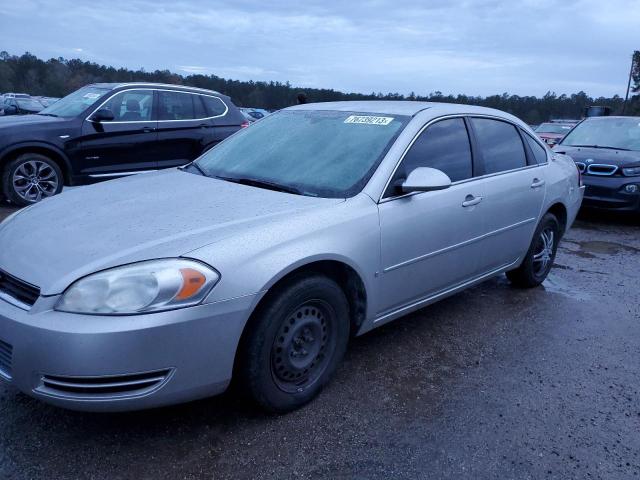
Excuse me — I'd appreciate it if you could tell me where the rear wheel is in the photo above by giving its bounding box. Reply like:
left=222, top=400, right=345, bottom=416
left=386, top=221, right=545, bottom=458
left=238, top=274, right=350, bottom=413
left=2, top=153, right=63, bottom=206
left=506, top=213, right=560, bottom=288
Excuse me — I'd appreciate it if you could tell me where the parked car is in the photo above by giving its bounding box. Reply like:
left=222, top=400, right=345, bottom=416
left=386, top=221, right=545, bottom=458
left=534, top=122, right=574, bottom=146
left=0, top=101, right=583, bottom=412
left=239, top=107, right=270, bottom=123
left=553, top=116, right=640, bottom=211
left=1, top=96, right=45, bottom=116
left=0, top=83, right=247, bottom=205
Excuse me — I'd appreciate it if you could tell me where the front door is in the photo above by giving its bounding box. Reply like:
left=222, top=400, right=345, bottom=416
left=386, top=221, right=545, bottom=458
left=377, top=117, right=485, bottom=316
left=78, top=89, right=157, bottom=177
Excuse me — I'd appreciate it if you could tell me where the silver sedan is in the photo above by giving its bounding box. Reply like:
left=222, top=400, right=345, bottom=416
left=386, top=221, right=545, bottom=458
left=0, top=101, right=584, bottom=412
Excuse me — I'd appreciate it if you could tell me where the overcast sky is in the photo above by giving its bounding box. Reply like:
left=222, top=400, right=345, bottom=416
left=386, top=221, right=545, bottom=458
left=1, top=0, right=638, bottom=97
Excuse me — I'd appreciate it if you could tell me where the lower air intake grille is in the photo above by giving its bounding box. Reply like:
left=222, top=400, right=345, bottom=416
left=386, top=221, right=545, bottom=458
left=38, top=369, right=172, bottom=399
left=0, top=339, right=13, bottom=380
left=0, top=270, right=40, bottom=308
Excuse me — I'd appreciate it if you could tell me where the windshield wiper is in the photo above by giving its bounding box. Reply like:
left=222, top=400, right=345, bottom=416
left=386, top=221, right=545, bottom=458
left=36, top=113, right=58, bottom=117
left=214, top=175, right=305, bottom=195
left=568, top=144, right=630, bottom=151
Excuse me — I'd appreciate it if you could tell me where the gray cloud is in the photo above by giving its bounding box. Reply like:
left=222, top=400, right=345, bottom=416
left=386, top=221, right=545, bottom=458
left=1, top=0, right=637, bottom=97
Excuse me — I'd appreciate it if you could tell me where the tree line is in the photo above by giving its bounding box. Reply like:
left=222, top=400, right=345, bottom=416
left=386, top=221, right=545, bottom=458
left=1, top=51, right=638, bottom=124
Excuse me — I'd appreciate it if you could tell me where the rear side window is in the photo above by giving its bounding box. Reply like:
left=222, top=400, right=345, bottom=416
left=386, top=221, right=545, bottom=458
left=394, top=118, right=473, bottom=185
left=524, top=133, right=548, bottom=164
left=471, top=118, right=527, bottom=174
left=158, top=91, right=196, bottom=120
left=201, top=95, right=227, bottom=117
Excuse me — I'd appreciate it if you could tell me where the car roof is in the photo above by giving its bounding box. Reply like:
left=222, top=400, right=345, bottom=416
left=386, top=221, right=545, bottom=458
left=88, top=82, right=226, bottom=98
left=286, top=100, right=523, bottom=122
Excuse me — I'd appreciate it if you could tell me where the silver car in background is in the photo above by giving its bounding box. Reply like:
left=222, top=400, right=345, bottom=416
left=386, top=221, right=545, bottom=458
left=0, top=101, right=584, bottom=412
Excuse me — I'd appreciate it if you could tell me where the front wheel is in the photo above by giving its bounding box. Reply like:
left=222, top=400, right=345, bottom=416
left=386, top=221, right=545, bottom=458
left=237, top=274, right=350, bottom=413
left=506, top=213, right=560, bottom=288
left=2, top=153, right=64, bottom=206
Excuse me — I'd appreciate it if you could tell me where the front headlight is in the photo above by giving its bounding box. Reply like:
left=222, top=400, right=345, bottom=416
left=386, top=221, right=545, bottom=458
left=622, top=166, right=640, bottom=177
left=56, top=259, right=219, bottom=315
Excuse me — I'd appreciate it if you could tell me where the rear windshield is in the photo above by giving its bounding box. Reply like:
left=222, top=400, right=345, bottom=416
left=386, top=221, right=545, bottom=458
left=535, top=123, right=573, bottom=134
left=196, top=110, right=409, bottom=198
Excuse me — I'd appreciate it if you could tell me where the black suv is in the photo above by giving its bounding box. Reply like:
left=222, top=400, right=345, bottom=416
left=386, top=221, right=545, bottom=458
left=0, top=83, right=247, bottom=206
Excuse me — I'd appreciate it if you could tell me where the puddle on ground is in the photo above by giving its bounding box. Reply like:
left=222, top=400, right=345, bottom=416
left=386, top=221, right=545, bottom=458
left=542, top=273, right=592, bottom=301
left=561, top=240, right=640, bottom=257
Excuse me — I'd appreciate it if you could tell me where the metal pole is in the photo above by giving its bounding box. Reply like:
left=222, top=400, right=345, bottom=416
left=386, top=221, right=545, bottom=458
left=622, top=54, right=634, bottom=115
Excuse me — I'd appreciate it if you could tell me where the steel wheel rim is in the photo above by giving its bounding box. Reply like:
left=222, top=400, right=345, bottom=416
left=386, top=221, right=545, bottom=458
left=12, top=160, right=59, bottom=203
left=271, top=300, right=336, bottom=394
left=532, top=227, right=554, bottom=276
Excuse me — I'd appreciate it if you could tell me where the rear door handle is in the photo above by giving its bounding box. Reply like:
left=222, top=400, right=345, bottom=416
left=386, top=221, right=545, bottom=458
left=531, top=178, right=545, bottom=188
left=142, top=127, right=155, bottom=133
left=462, top=195, right=483, bottom=207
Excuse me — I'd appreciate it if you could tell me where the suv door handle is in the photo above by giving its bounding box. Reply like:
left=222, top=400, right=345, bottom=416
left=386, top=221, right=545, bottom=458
left=142, top=127, right=155, bottom=133
left=462, top=195, right=483, bottom=207
left=531, top=178, right=545, bottom=188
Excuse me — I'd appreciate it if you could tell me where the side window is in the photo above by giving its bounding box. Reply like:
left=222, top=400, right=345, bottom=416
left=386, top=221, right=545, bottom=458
left=158, top=91, right=196, bottom=120
left=470, top=118, right=526, bottom=174
left=103, top=90, right=153, bottom=121
left=201, top=95, right=227, bottom=117
left=389, top=118, right=473, bottom=195
left=193, top=95, right=208, bottom=119
left=524, top=133, right=548, bottom=164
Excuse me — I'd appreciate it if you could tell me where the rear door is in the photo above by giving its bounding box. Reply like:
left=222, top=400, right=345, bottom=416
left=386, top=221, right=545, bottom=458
left=78, top=89, right=157, bottom=176
left=467, top=117, right=546, bottom=273
left=377, top=117, right=485, bottom=315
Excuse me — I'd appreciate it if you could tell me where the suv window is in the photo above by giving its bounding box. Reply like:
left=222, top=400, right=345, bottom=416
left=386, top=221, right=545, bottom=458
left=158, top=91, right=197, bottom=120
left=389, top=118, right=473, bottom=194
left=201, top=95, right=227, bottom=117
left=471, top=118, right=526, bottom=174
left=103, top=90, right=153, bottom=121
left=524, top=133, right=548, bottom=164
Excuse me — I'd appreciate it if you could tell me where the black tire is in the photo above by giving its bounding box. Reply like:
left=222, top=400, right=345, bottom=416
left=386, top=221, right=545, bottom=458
left=1, top=153, right=64, bottom=207
left=237, top=274, right=350, bottom=413
left=506, top=213, right=560, bottom=288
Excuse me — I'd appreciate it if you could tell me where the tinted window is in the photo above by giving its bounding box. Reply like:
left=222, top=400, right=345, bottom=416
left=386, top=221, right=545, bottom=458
left=471, top=118, right=526, bottom=174
left=103, top=90, right=154, bottom=121
left=158, top=91, right=196, bottom=120
left=524, top=133, right=548, bottom=164
left=394, top=118, right=472, bottom=185
left=201, top=95, right=227, bottom=116
left=193, top=95, right=208, bottom=119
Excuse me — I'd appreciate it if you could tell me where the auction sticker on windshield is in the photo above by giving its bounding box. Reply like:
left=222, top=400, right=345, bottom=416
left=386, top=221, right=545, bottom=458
left=344, top=115, right=394, bottom=125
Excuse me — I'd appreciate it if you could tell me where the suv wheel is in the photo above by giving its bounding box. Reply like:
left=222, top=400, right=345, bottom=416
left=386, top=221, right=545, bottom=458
left=238, top=274, right=350, bottom=413
left=2, top=153, right=64, bottom=206
left=506, top=213, right=560, bottom=288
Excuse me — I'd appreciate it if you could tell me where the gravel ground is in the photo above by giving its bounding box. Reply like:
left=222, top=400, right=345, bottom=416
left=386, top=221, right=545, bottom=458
left=0, top=203, right=639, bottom=480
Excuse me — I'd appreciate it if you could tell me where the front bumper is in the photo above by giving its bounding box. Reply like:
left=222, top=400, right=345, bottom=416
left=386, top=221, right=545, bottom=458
left=0, top=292, right=257, bottom=411
left=581, top=175, right=640, bottom=212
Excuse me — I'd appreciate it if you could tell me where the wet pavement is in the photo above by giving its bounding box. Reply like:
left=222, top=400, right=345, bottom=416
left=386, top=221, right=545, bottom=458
left=0, top=204, right=639, bottom=479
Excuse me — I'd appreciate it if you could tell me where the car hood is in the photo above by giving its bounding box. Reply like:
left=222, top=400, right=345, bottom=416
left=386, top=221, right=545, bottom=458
left=554, top=145, right=640, bottom=167
left=0, top=169, right=343, bottom=295
left=0, top=114, right=63, bottom=129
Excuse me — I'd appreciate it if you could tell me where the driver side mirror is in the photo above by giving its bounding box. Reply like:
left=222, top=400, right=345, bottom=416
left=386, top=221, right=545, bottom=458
left=401, top=167, right=452, bottom=193
left=91, top=108, right=115, bottom=122
left=4, top=105, right=18, bottom=115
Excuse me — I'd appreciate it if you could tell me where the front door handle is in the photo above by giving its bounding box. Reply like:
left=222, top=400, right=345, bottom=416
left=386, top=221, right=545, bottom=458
left=531, top=178, right=545, bottom=188
left=462, top=195, right=483, bottom=207
left=142, top=127, right=155, bottom=133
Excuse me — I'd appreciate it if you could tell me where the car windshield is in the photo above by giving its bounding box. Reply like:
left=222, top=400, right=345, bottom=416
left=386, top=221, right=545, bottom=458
left=560, top=117, right=640, bottom=151
left=39, top=86, right=111, bottom=118
left=195, top=110, right=408, bottom=198
left=536, top=123, right=573, bottom=134
left=16, top=98, right=44, bottom=111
